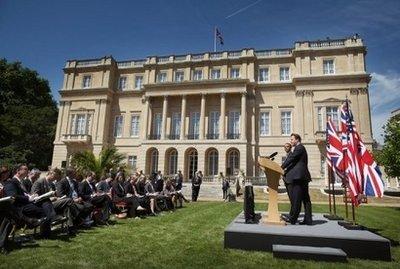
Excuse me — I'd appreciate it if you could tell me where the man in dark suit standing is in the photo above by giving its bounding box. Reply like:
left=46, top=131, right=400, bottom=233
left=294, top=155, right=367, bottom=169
left=281, top=133, right=312, bottom=225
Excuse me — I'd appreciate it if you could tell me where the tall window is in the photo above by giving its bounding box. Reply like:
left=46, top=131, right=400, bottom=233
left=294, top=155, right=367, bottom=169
left=118, top=76, right=127, bottom=90
left=157, top=72, right=167, bottom=83
left=227, top=149, right=239, bottom=175
left=151, top=150, right=158, bottom=173
left=279, top=67, right=290, bottom=81
left=114, top=115, right=123, bottom=138
left=259, top=68, right=269, bottom=82
left=153, top=113, right=162, bottom=138
left=70, top=114, right=91, bottom=135
left=211, top=69, right=221, bottom=79
left=208, top=150, right=218, bottom=176
left=281, top=111, right=292, bottom=135
left=128, top=156, right=137, bottom=170
left=230, top=68, right=240, bottom=79
left=189, top=112, right=200, bottom=139
left=193, top=70, right=203, bottom=80
left=228, top=111, right=240, bottom=138
left=169, top=150, right=178, bottom=175
left=135, top=76, right=143, bottom=89
left=175, top=71, right=184, bottom=82
left=82, top=75, right=91, bottom=88
left=326, top=106, right=339, bottom=128
left=208, top=111, right=220, bottom=139
left=259, top=112, right=270, bottom=136
left=130, top=115, right=140, bottom=137
left=323, top=60, right=335, bottom=74
left=171, top=112, right=181, bottom=139
left=318, top=107, right=323, bottom=131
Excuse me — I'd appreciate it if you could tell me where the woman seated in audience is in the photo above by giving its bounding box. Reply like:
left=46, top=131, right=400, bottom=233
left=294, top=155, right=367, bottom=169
left=144, top=174, right=169, bottom=212
left=124, top=174, right=155, bottom=215
left=162, top=179, right=177, bottom=210
left=111, top=173, right=146, bottom=218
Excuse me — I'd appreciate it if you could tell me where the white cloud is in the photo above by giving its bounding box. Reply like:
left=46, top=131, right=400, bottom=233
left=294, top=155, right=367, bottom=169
left=369, top=72, right=400, bottom=144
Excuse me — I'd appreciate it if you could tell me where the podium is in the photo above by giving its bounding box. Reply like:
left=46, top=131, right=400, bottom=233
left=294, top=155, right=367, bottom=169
left=258, top=156, right=285, bottom=226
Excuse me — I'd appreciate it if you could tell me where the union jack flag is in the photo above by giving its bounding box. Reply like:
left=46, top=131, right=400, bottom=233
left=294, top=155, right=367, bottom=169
left=326, top=119, right=344, bottom=180
left=339, top=100, right=384, bottom=205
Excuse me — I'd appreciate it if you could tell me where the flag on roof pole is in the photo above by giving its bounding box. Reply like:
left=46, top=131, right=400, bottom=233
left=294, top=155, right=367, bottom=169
left=214, top=27, right=224, bottom=52
left=326, top=118, right=344, bottom=180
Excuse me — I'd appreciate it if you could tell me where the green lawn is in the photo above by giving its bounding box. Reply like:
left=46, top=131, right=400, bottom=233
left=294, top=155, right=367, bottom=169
left=0, top=202, right=399, bottom=269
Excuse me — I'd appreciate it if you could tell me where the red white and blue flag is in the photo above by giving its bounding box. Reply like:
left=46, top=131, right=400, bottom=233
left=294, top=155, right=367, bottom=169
left=338, top=100, right=384, bottom=205
left=326, top=119, right=344, bottom=180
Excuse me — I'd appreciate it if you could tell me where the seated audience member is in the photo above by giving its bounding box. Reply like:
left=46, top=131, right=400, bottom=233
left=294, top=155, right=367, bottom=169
left=56, top=168, right=93, bottom=227
left=22, top=168, right=40, bottom=194
left=111, top=173, right=145, bottom=218
left=3, top=164, right=51, bottom=237
left=155, top=171, right=164, bottom=192
left=162, top=179, right=177, bottom=209
left=96, top=175, right=112, bottom=195
left=32, top=168, right=80, bottom=233
left=145, top=175, right=168, bottom=212
left=78, top=171, right=111, bottom=224
left=124, top=175, right=153, bottom=214
left=173, top=170, right=190, bottom=204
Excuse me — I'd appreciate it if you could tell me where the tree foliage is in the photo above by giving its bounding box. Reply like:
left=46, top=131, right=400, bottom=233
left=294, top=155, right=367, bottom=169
left=375, top=114, right=400, bottom=179
left=70, top=146, right=126, bottom=178
left=0, top=58, right=58, bottom=170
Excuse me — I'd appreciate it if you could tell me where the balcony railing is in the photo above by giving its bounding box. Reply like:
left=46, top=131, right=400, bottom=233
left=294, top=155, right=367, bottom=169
left=174, top=55, right=187, bottom=62
left=255, top=49, right=292, bottom=57
left=206, top=133, right=219, bottom=139
left=168, top=134, right=180, bottom=140
left=76, top=60, right=102, bottom=67
left=157, top=57, right=170, bottom=63
left=61, top=134, right=92, bottom=144
left=210, top=52, right=222, bottom=59
left=309, top=39, right=345, bottom=48
left=228, top=51, right=241, bottom=58
left=186, top=133, right=199, bottom=140
left=191, top=54, right=204, bottom=61
left=147, top=134, right=161, bottom=140
left=226, top=133, right=240, bottom=139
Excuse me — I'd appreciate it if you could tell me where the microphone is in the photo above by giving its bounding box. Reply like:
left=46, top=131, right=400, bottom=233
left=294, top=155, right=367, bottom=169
left=268, top=152, right=278, bottom=159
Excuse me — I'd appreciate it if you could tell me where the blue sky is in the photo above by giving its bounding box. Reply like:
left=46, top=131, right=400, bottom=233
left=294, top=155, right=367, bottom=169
left=1, top=0, right=399, bottom=143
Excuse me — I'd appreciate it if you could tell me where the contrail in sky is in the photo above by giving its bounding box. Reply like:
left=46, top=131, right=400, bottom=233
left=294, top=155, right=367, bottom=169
left=225, top=0, right=263, bottom=19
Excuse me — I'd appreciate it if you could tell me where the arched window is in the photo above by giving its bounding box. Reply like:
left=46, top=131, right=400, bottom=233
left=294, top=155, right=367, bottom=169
left=169, top=150, right=178, bottom=175
left=208, top=150, right=218, bottom=176
left=151, top=149, right=159, bottom=173
left=227, top=149, right=239, bottom=175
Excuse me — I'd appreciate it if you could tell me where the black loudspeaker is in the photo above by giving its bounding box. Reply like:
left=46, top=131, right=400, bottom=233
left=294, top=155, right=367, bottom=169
left=244, top=185, right=256, bottom=224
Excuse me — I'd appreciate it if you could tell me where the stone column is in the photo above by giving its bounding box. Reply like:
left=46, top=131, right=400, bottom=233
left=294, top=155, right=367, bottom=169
left=180, top=95, right=187, bottom=140
left=55, top=101, right=65, bottom=142
left=200, top=94, right=206, bottom=140
left=161, top=96, right=168, bottom=139
left=219, top=93, right=226, bottom=140
left=241, top=92, right=247, bottom=140
left=141, top=96, right=150, bottom=140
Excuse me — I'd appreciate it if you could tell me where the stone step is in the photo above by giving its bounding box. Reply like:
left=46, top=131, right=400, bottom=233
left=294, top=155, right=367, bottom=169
left=272, top=244, right=347, bottom=262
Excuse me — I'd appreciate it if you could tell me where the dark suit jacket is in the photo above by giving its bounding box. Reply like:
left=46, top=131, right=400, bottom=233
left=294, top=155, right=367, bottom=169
left=124, top=181, right=135, bottom=195
left=281, top=144, right=311, bottom=183
left=31, top=178, right=52, bottom=196
left=111, top=181, right=126, bottom=199
left=56, top=177, right=79, bottom=198
left=3, top=177, right=30, bottom=206
left=78, top=180, right=96, bottom=202
left=22, top=178, right=33, bottom=194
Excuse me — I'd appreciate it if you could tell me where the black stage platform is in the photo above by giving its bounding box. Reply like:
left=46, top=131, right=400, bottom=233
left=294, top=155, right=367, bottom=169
left=224, top=212, right=391, bottom=261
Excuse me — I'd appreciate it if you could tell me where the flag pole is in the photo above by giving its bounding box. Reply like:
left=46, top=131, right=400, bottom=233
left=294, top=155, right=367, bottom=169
left=214, top=26, right=217, bottom=52
left=328, top=167, right=332, bottom=215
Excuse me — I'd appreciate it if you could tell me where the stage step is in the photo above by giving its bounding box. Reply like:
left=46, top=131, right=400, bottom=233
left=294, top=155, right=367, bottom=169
left=272, top=244, right=347, bottom=262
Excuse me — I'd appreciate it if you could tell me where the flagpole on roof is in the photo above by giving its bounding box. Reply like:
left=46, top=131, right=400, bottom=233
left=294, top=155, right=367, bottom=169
left=214, top=26, right=217, bottom=52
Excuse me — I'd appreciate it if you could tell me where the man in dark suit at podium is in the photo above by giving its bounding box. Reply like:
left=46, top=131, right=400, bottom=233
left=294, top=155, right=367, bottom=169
left=281, top=133, right=312, bottom=225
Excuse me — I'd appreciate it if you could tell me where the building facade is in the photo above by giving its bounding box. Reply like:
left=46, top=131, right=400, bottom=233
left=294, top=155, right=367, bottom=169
left=52, top=36, right=373, bottom=186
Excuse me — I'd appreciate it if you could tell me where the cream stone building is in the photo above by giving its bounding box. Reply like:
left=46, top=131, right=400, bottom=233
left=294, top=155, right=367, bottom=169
left=52, top=36, right=373, bottom=186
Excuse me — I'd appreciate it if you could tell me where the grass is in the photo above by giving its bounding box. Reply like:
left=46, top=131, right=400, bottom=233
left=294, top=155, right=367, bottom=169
left=0, top=202, right=399, bottom=269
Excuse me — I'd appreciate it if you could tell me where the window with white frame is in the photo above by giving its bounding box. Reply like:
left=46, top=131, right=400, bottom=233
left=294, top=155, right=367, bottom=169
left=326, top=106, right=339, bottom=128
left=128, top=155, right=137, bottom=170
left=82, top=75, right=91, bottom=88
left=227, top=149, right=239, bottom=175
left=281, top=111, right=292, bottom=135
left=318, top=107, right=324, bottom=131
left=114, top=115, right=124, bottom=138
left=323, top=59, right=335, bottom=75
left=118, top=76, right=127, bottom=90
left=208, top=111, right=220, bottom=138
left=70, top=114, right=91, bottom=135
left=157, top=72, right=167, bottom=83
left=208, top=150, right=218, bottom=176
left=259, top=68, right=269, bottom=82
left=135, top=76, right=143, bottom=89
left=153, top=113, right=162, bottom=138
left=210, top=69, right=221, bottom=79
left=228, top=111, right=240, bottom=137
left=259, top=111, right=270, bottom=136
left=189, top=112, right=200, bottom=138
left=130, top=115, right=140, bottom=137
left=171, top=112, right=181, bottom=138
left=169, top=150, right=178, bottom=175
left=279, top=67, right=290, bottom=81
left=151, top=150, right=158, bottom=173
left=193, top=69, right=203, bottom=80
left=175, top=71, right=184, bottom=82
left=230, top=68, right=240, bottom=79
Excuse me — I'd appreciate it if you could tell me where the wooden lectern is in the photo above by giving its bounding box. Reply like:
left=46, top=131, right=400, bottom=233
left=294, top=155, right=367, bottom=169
left=258, top=156, right=285, bottom=226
